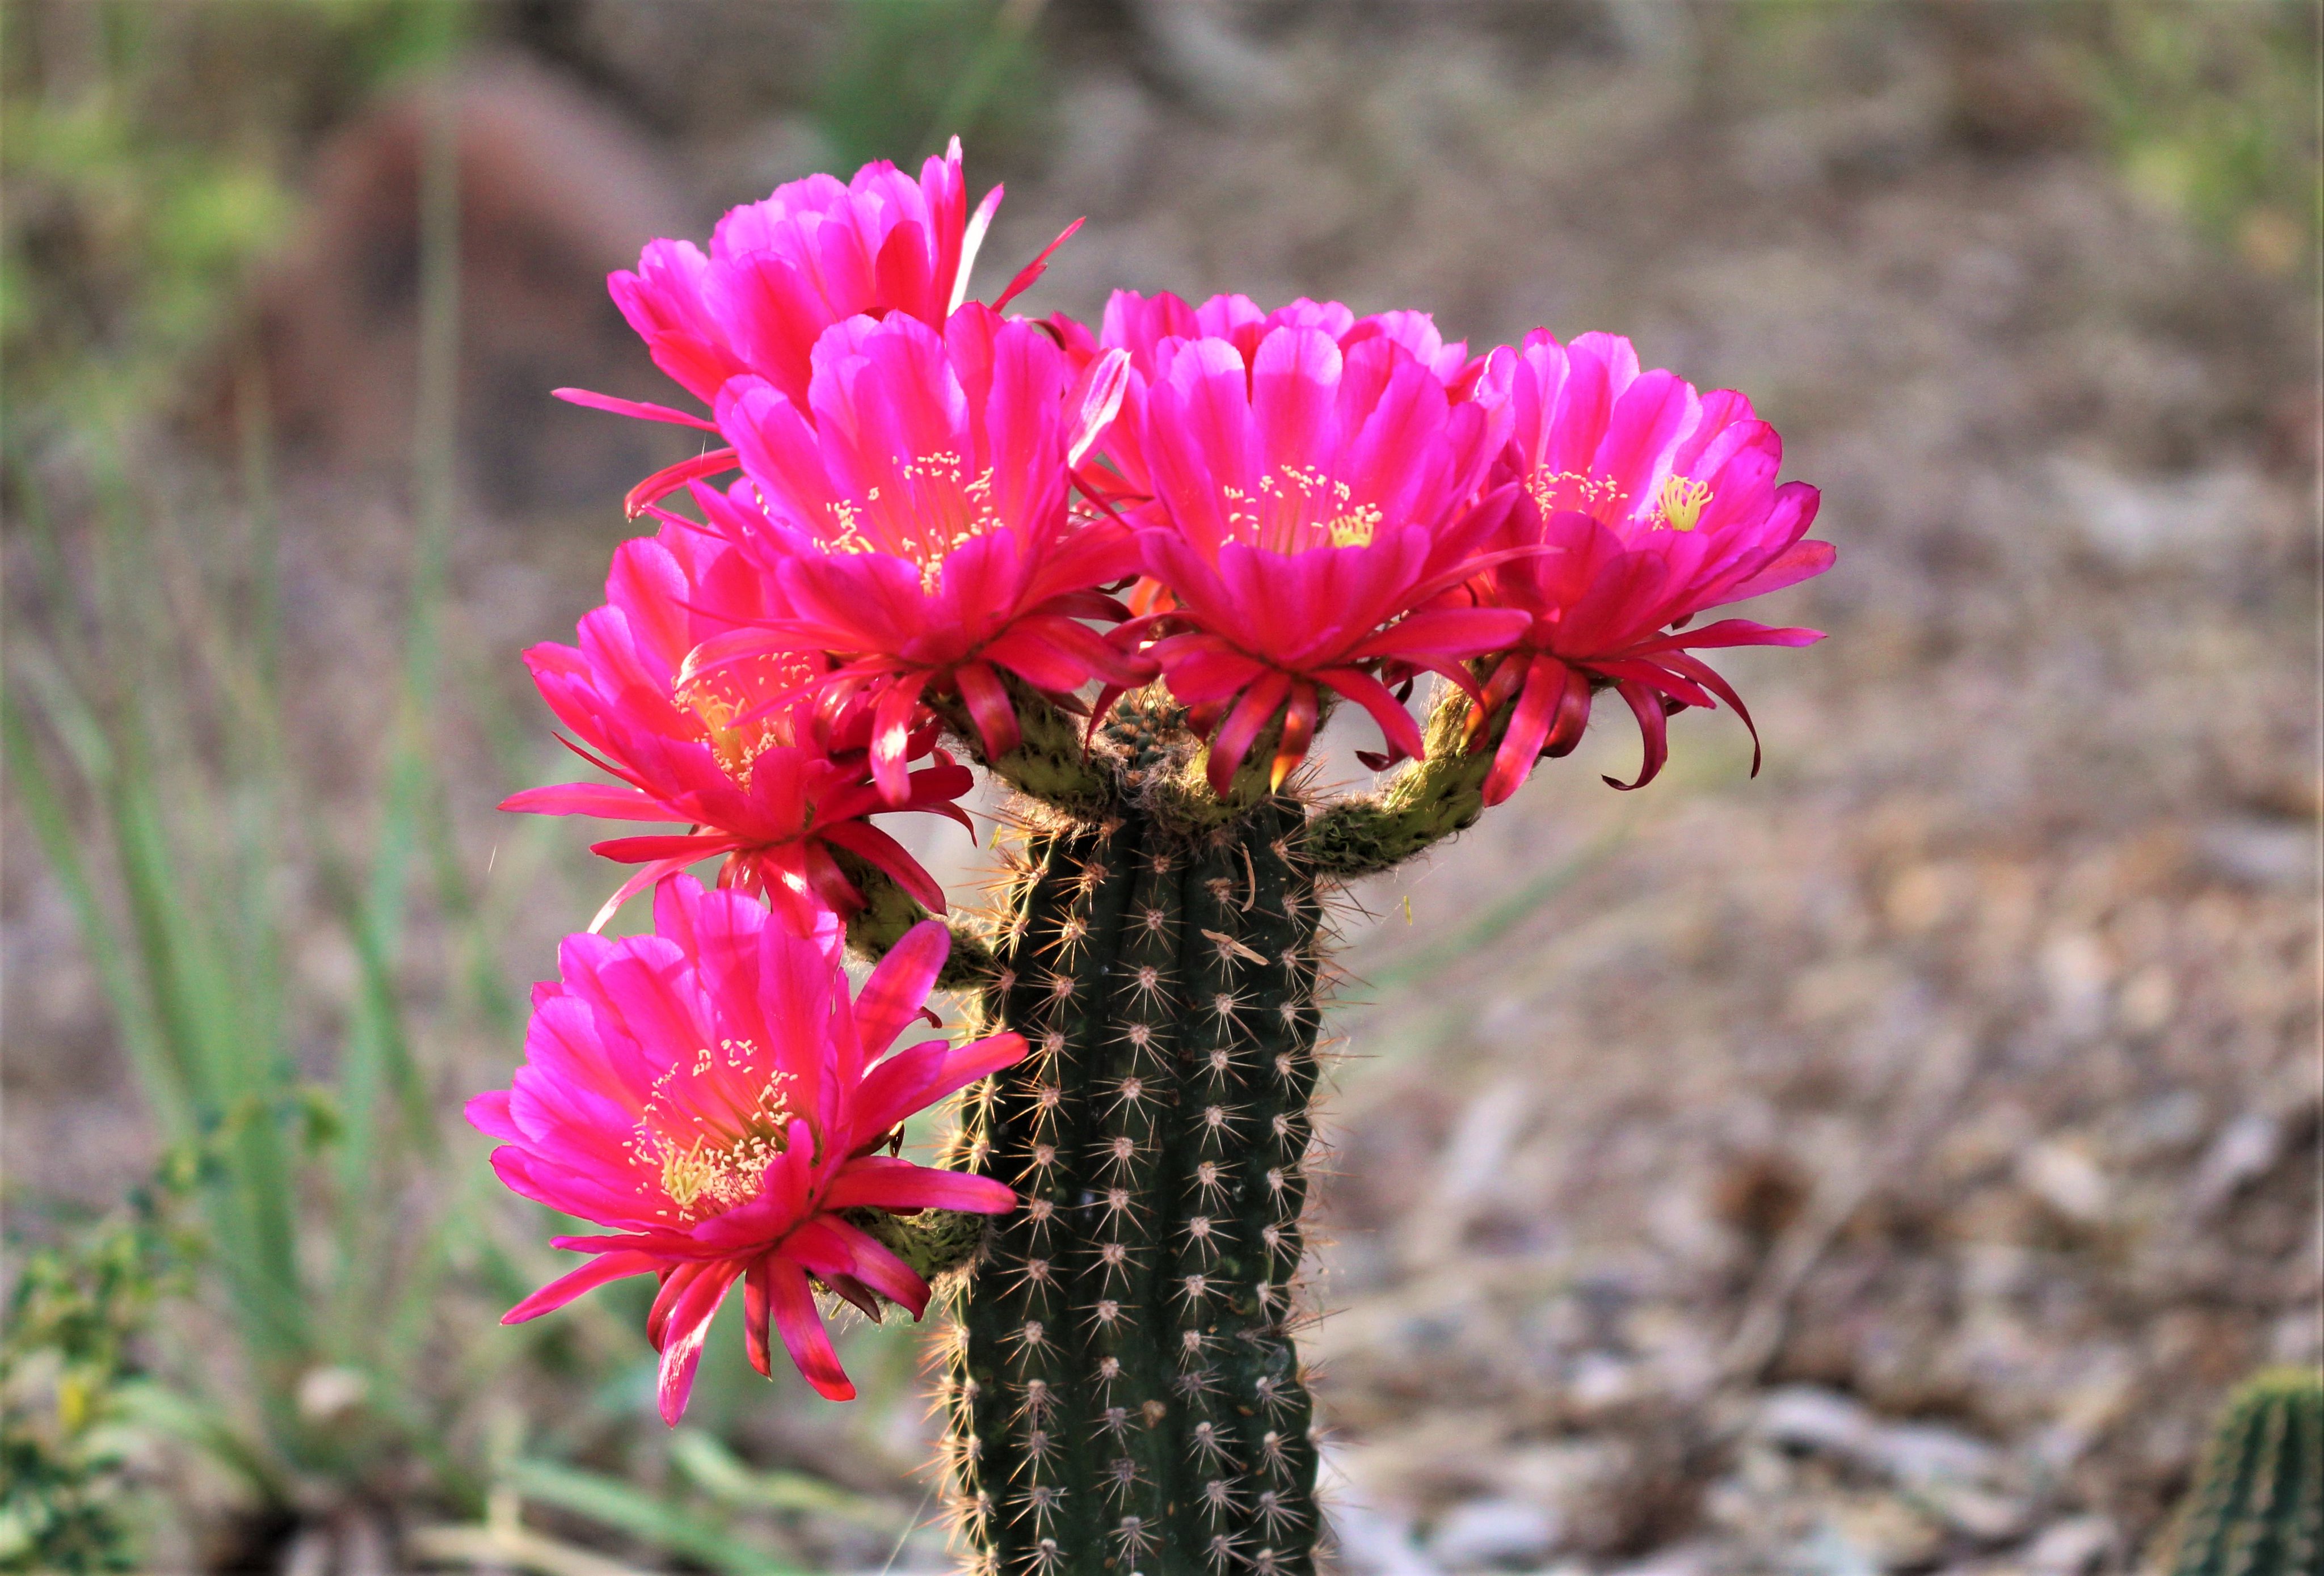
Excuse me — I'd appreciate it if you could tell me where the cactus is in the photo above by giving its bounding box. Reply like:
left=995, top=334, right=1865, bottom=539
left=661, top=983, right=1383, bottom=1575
left=2161, top=1367, right=2323, bottom=1576
left=481, top=132, right=1840, bottom=1576
left=838, top=689, right=1490, bottom=1576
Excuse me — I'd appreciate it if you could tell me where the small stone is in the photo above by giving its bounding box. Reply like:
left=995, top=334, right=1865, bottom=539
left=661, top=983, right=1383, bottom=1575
left=1826, top=1493, right=1946, bottom=1571
left=1331, top=1501, right=1440, bottom=1576
left=1863, top=1420, right=2001, bottom=1487
left=2020, top=1516, right=2115, bottom=1574
left=2187, top=1111, right=2283, bottom=1216
left=2016, top=1137, right=2108, bottom=1227
left=1426, top=1498, right=1561, bottom=1571
left=1925, top=1482, right=2036, bottom=1543
left=1757, top=1385, right=1877, bottom=1457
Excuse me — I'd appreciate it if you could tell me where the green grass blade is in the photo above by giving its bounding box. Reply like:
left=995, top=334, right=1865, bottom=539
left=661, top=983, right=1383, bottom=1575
left=503, top=1460, right=803, bottom=1576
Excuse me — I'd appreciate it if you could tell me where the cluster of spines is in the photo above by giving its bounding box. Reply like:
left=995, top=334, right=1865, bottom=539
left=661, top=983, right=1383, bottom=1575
left=939, top=798, right=1325, bottom=1576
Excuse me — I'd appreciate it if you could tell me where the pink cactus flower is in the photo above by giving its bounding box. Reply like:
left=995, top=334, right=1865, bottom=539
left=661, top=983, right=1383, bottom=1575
left=1464, top=330, right=1833, bottom=803
left=503, top=525, right=971, bottom=930
left=559, top=138, right=1081, bottom=519
left=469, top=877, right=1022, bottom=1418
left=1121, top=324, right=1530, bottom=792
left=689, top=304, right=1148, bottom=803
left=1056, top=292, right=1479, bottom=550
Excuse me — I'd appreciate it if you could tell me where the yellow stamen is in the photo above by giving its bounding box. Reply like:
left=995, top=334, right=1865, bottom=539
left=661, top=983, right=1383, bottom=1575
left=635, top=1055, right=797, bottom=1220
left=1656, top=475, right=1713, bottom=532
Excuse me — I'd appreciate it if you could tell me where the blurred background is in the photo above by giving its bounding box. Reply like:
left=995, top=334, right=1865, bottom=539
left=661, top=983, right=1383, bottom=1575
left=2, top=2, right=2317, bottom=1573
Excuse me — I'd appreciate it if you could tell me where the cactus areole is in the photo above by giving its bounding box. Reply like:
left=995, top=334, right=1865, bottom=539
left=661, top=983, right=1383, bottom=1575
left=478, top=138, right=1833, bottom=1576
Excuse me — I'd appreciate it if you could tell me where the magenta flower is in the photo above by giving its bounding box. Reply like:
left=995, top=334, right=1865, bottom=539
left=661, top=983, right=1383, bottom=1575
left=469, top=877, right=1022, bottom=1418
left=1059, top=291, right=1477, bottom=538
left=691, top=305, right=1147, bottom=803
left=1464, top=330, right=1833, bottom=803
left=1122, top=324, right=1529, bottom=791
left=560, top=138, right=1081, bottom=519
left=503, top=525, right=971, bottom=930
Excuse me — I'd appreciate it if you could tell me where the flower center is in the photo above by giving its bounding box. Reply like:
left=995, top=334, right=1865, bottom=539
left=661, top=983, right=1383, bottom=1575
left=1525, top=467, right=1630, bottom=523
left=675, top=651, right=815, bottom=782
left=1524, top=469, right=1714, bottom=533
left=1223, top=465, right=1385, bottom=552
left=821, top=450, right=1003, bottom=593
left=633, top=1043, right=797, bottom=1221
left=1653, top=475, right=1713, bottom=532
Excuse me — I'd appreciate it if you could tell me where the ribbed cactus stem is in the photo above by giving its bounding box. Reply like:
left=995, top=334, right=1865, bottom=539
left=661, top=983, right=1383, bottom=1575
left=2163, top=1367, right=2323, bottom=1576
left=940, top=791, right=1324, bottom=1576
left=833, top=686, right=1497, bottom=1576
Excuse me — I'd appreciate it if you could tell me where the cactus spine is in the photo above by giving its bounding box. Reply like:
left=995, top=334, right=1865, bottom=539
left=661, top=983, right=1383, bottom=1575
left=2162, top=1368, right=2323, bottom=1576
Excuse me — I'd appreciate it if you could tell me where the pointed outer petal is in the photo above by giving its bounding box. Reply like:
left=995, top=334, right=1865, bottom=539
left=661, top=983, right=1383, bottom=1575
left=589, top=856, right=704, bottom=934
left=1064, top=349, right=1132, bottom=469
left=553, top=732, right=655, bottom=795
left=991, top=216, right=1084, bottom=314
left=1592, top=657, right=1714, bottom=711
left=869, top=670, right=934, bottom=806
left=1204, top=670, right=1292, bottom=795
left=590, top=833, right=744, bottom=865
left=1037, top=588, right=1134, bottom=622
left=1619, top=617, right=1828, bottom=658
left=1660, top=650, right=1769, bottom=776
left=503, top=1250, right=663, bottom=1325
left=1482, top=654, right=1570, bottom=807
left=950, top=661, right=1023, bottom=762
left=850, top=1031, right=1028, bottom=1144
left=656, top=1259, right=744, bottom=1426
left=781, top=1215, right=930, bottom=1318
left=1316, top=665, right=1429, bottom=764
left=550, top=1231, right=735, bottom=1260
left=853, top=920, right=950, bottom=1060
left=742, top=1254, right=776, bottom=1377
left=1347, top=606, right=1533, bottom=667
left=818, top=819, right=948, bottom=914
left=823, top=1154, right=1017, bottom=1215
left=500, top=781, right=676, bottom=819
left=625, top=448, right=740, bottom=520
left=552, top=387, right=718, bottom=431
left=900, top=758, right=979, bottom=823
left=1713, top=535, right=1835, bottom=604
left=815, top=1272, right=886, bottom=1322
left=949, top=182, right=1007, bottom=313
left=1392, top=652, right=1503, bottom=713
left=764, top=1258, right=855, bottom=1400
left=1540, top=661, right=1595, bottom=758
left=1270, top=680, right=1320, bottom=790
left=465, top=1089, right=518, bottom=1142
left=1603, top=680, right=1672, bottom=791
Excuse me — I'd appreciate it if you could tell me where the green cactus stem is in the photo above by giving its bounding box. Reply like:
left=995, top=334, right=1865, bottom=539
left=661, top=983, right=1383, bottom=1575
left=843, top=687, right=1511, bottom=1576
left=935, top=785, right=1325, bottom=1576
left=1304, top=690, right=1494, bottom=880
left=2162, top=1367, right=2323, bottom=1576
